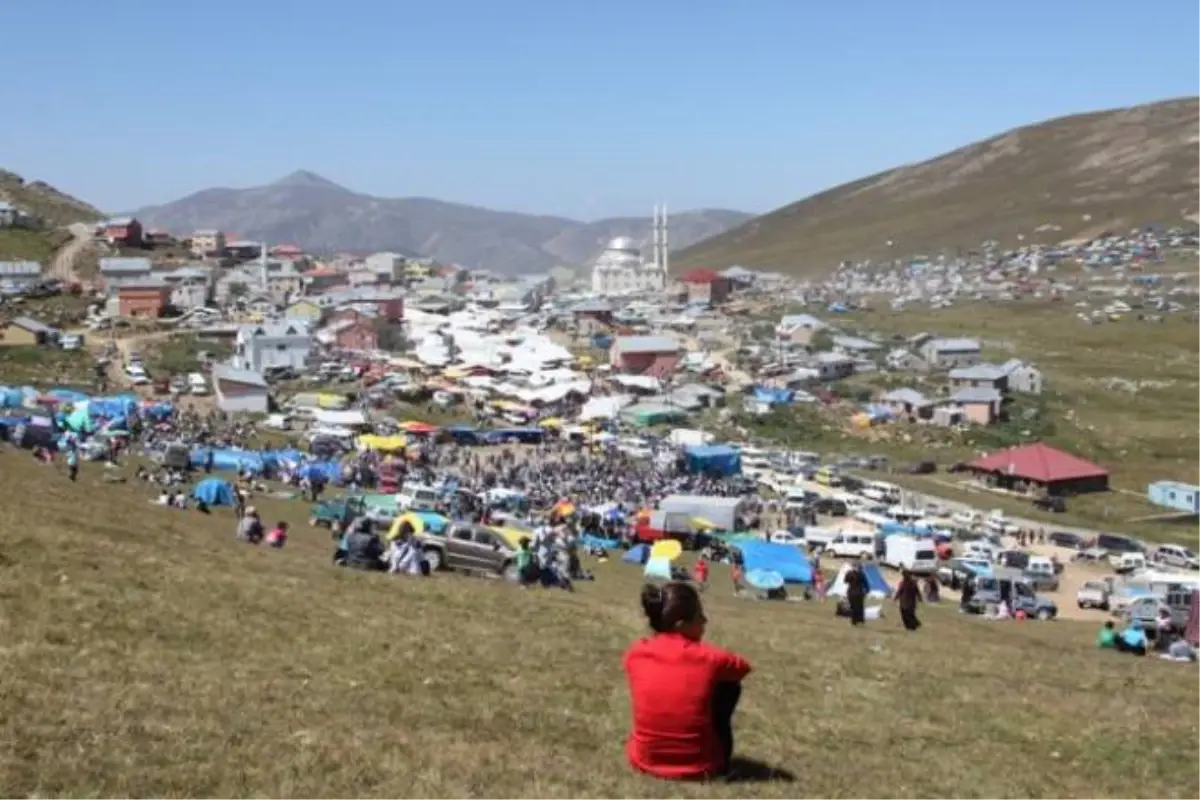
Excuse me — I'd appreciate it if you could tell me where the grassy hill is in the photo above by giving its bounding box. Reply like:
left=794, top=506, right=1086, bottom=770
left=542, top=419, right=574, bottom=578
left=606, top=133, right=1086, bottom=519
left=0, top=168, right=105, bottom=261
left=0, top=453, right=1196, bottom=797
left=676, top=97, right=1199, bottom=275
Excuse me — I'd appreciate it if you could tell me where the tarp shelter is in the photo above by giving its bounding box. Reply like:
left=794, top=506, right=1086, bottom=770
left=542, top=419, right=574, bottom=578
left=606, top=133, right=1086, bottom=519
left=966, top=441, right=1110, bottom=494
left=444, top=425, right=481, bottom=444
left=683, top=444, right=742, bottom=477
left=658, top=495, right=745, bottom=532
left=736, top=540, right=814, bottom=584
left=827, top=562, right=891, bottom=599
left=400, top=421, right=439, bottom=434
left=357, top=434, right=406, bottom=452
left=623, top=544, right=650, bottom=565
left=752, top=386, right=795, bottom=406
left=313, top=409, right=368, bottom=427
left=192, top=477, right=234, bottom=506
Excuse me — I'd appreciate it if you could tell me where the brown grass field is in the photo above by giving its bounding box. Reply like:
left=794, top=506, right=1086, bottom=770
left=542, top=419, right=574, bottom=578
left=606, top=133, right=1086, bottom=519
left=0, top=451, right=1197, bottom=798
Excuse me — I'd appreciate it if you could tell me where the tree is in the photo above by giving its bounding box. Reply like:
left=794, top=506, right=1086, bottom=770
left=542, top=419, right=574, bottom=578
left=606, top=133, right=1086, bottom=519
left=374, top=319, right=410, bottom=352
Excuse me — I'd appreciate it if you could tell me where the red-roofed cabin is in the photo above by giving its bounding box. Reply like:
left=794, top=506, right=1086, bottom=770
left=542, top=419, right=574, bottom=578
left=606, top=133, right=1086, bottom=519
left=679, top=267, right=732, bottom=306
left=96, top=217, right=144, bottom=247
left=144, top=228, right=174, bottom=246
left=966, top=441, right=1110, bottom=496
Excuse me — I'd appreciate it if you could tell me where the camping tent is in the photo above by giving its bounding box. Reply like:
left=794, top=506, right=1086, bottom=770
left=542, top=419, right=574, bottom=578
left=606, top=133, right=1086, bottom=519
left=737, top=540, right=813, bottom=584
left=623, top=544, right=650, bottom=565
left=192, top=477, right=235, bottom=507
left=827, top=562, right=891, bottom=599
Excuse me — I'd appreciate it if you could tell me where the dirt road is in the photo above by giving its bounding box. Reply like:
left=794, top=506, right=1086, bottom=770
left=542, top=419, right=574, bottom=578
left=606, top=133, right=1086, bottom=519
left=49, top=223, right=97, bottom=284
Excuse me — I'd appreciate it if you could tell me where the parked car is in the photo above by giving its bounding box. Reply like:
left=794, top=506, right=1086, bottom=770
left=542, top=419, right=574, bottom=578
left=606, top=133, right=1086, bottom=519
left=936, top=557, right=991, bottom=590
left=1032, top=495, right=1067, bottom=513
left=1151, top=544, right=1199, bottom=570
left=1076, top=580, right=1111, bottom=610
left=964, top=574, right=1058, bottom=620
left=1048, top=531, right=1086, bottom=550
left=418, top=522, right=519, bottom=580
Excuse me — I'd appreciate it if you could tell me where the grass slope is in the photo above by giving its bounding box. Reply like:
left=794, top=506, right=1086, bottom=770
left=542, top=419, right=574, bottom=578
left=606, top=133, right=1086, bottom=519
left=0, top=454, right=1196, bottom=797
left=676, top=97, right=1199, bottom=274
left=0, top=168, right=105, bottom=262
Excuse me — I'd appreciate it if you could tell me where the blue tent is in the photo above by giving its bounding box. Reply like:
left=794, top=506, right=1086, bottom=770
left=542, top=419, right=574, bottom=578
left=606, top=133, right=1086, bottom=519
left=580, top=533, right=621, bottom=551
left=622, top=544, right=650, bottom=565
left=860, top=562, right=891, bottom=595
left=752, top=386, right=795, bottom=406
left=684, top=444, right=742, bottom=477
left=737, top=540, right=813, bottom=584
left=192, top=477, right=235, bottom=506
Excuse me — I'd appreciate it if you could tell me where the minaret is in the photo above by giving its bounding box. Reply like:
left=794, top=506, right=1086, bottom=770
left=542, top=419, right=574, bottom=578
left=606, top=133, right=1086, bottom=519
left=651, top=204, right=661, bottom=269
left=661, top=202, right=669, bottom=278
left=260, top=241, right=269, bottom=291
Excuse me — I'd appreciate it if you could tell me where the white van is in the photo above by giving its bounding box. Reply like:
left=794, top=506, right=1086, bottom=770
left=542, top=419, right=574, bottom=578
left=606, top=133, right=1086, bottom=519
left=397, top=481, right=440, bottom=511
left=828, top=531, right=878, bottom=560
left=862, top=481, right=902, bottom=505
left=882, top=536, right=938, bottom=574
left=803, top=527, right=841, bottom=552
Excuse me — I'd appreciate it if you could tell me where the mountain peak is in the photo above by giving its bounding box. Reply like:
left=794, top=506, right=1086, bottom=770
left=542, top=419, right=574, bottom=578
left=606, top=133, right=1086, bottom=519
left=271, top=170, right=345, bottom=190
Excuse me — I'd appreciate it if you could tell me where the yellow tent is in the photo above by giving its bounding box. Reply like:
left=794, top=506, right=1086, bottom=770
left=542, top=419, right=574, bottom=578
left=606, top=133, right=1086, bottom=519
left=688, top=516, right=719, bottom=531
left=538, top=418, right=564, bottom=429
left=358, top=434, right=407, bottom=452
left=650, top=540, right=683, bottom=562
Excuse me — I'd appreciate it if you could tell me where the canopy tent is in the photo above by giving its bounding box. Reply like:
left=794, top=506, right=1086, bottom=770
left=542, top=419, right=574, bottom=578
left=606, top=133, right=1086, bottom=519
left=192, top=477, right=235, bottom=507
left=736, top=540, right=814, bottom=584
left=400, top=421, right=439, bottom=434
left=357, top=434, right=407, bottom=452
left=683, top=444, right=742, bottom=477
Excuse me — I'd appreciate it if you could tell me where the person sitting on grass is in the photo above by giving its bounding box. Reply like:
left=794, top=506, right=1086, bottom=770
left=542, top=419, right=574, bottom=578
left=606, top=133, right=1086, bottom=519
left=1115, top=621, right=1148, bottom=656
left=623, top=582, right=752, bottom=781
left=1097, top=620, right=1117, bottom=649
left=265, top=521, right=289, bottom=549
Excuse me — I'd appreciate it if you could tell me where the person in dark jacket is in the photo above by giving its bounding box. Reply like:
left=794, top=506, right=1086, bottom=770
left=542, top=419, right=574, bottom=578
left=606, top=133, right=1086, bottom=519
left=894, top=570, right=922, bottom=631
left=845, top=560, right=867, bottom=626
left=342, top=520, right=385, bottom=571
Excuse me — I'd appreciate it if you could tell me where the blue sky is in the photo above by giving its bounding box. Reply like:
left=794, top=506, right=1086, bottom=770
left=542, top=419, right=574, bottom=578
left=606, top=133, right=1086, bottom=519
left=1, top=0, right=1196, bottom=220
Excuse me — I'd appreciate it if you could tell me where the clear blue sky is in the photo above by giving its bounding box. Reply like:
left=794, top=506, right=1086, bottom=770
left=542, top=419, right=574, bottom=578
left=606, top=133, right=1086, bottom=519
left=2, top=0, right=1196, bottom=220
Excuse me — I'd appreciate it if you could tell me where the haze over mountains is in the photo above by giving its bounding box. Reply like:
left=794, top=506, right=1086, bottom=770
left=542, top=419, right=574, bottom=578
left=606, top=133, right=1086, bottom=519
left=677, top=96, right=1200, bottom=274
left=131, top=172, right=750, bottom=274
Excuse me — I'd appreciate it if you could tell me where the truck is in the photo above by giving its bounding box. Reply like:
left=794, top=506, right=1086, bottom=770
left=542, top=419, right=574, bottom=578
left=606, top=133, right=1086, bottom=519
left=879, top=535, right=938, bottom=575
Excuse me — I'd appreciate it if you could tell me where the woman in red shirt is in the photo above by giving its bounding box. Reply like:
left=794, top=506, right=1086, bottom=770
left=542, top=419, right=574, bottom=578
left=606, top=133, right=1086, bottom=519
left=623, top=582, right=752, bottom=780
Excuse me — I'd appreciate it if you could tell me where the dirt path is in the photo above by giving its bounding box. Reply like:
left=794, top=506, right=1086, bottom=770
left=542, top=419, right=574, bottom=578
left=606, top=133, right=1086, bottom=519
left=49, top=223, right=97, bottom=284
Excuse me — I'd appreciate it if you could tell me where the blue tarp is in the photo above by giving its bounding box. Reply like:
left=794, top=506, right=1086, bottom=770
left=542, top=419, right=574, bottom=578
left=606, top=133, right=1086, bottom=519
left=752, top=386, right=795, bottom=406
left=737, top=540, right=814, bottom=584
left=192, top=477, right=235, bottom=506
left=48, top=388, right=89, bottom=404
left=0, top=388, right=25, bottom=408
left=445, top=425, right=481, bottom=444
left=623, top=544, right=650, bottom=565
left=879, top=522, right=933, bottom=537
left=860, top=562, right=891, bottom=595
left=580, top=533, right=621, bottom=551
left=684, top=444, right=742, bottom=477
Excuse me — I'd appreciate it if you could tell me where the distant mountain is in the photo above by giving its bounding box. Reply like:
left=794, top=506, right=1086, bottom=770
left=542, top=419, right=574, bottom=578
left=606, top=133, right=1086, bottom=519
left=676, top=97, right=1200, bottom=275
left=131, top=171, right=751, bottom=274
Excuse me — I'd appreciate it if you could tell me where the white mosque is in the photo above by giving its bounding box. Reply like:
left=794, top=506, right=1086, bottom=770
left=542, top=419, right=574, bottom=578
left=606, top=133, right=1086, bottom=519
left=590, top=205, right=669, bottom=296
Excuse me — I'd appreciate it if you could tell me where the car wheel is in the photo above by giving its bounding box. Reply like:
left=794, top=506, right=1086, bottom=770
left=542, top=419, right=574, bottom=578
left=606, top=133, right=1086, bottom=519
left=424, top=547, right=443, bottom=572
left=308, top=516, right=319, bottom=527
left=1077, top=602, right=1085, bottom=609
left=1036, top=608, right=1053, bottom=621
left=501, top=561, right=520, bottom=582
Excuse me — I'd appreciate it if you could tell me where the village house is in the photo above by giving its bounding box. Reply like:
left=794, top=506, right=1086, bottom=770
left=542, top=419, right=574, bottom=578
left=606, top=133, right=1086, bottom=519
left=885, top=347, right=931, bottom=373
left=610, top=335, right=682, bottom=377
left=813, top=351, right=856, bottom=381
left=212, top=364, right=270, bottom=414
left=1001, top=358, right=1045, bottom=394
left=316, top=316, right=378, bottom=351
left=920, top=337, right=982, bottom=368
left=270, top=244, right=304, bottom=259
left=0, top=316, right=61, bottom=347
left=0, top=201, right=37, bottom=228
left=831, top=334, right=882, bottom=356
left=966, top=441, right=1109, bottom=495
left=571, top=299, right=614, bottom=336
left=117, top=278, right=172, bottom=318
left=720, top=265, right=756, bottom=289
left=775, top=313, right=827, bottom=346
left=0, top=260, right=43, bottom=290
left=231, top=321, right=312, bottom=375
left=95, top=217, right=144, bottom=247
left=224, top=240, right=263, bottom=261
left=881, top=387, right=934, bottom=420
left=188, top=229, right=226, bottom=258
left=362, top=251, right=406, bottom=284
left=314, top=286, right=405, bottom=323
left=948, top=363, right=1009, bottom=392
left=143, top=228, right=174, bottom=247
left=159, top=266, right=213, bottom=310
left=304, top=267, right=350, bottom=294
left=679, top=268, right=732, bottom=306
left=99, top=257, right=153, bottom=294
left=948, top=386, right=1003, bottom=425
left=284, top=297, right=324, bottom=324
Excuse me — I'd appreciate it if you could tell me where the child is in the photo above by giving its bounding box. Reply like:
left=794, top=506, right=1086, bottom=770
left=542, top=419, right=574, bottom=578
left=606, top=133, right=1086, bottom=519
left=266, top=521, right=289, bottom=549
left=693, top=556, right=710, bottom=589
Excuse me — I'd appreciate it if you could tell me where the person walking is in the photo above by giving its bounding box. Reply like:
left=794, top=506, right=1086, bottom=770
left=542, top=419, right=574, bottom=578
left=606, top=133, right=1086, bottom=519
left=845, top=560, right=867, bottom=626
left=894, top=569, right=922, bottom=631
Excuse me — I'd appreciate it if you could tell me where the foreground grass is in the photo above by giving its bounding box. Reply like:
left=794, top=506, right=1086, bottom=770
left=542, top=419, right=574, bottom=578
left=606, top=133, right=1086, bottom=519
left=0, top=454, right=1196, bottom=798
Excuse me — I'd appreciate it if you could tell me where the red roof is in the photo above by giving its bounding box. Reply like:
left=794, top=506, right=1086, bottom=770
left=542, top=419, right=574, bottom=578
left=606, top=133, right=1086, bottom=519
left=968, top=442, right=1108, bottom=484
left=679, top=268, right=720, bottom=284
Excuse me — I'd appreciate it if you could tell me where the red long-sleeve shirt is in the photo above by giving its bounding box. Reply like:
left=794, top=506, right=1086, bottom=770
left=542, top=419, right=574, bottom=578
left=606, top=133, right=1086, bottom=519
left=623, top=632, right=752, bottom=780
